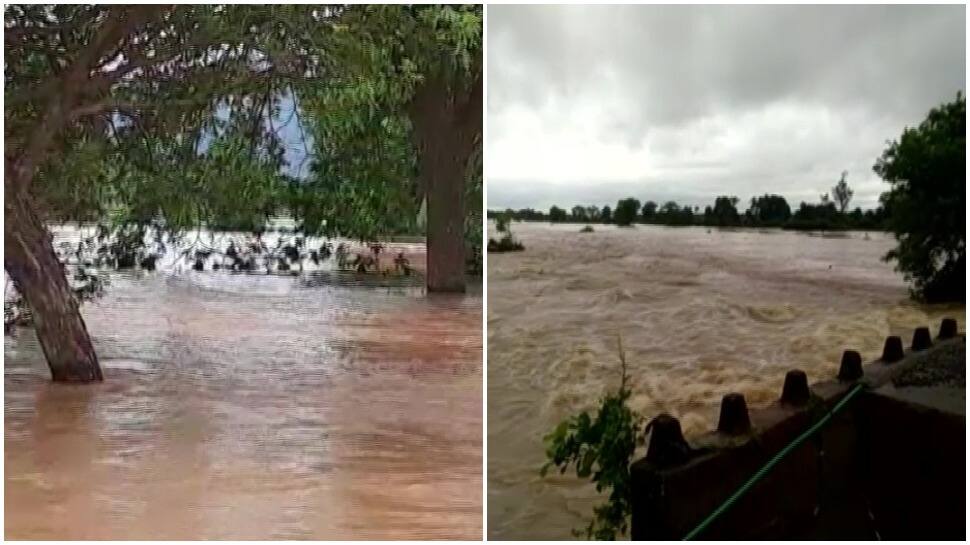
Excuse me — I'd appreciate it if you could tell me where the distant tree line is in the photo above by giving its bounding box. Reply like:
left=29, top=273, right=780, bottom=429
left=488, top=174, right=889, bottom=231
left=490, top=93, right=964, bottom=303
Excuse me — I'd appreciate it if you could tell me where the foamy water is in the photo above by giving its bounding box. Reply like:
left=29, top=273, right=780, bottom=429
left=486, top=221, right=964, bottom=540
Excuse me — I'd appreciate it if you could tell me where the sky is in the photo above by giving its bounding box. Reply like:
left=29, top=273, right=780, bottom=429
left=487, top=4, right=966, bottom=212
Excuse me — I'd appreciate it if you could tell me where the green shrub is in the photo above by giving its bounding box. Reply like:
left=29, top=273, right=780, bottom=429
left=541, top=338, right=644, bottom=540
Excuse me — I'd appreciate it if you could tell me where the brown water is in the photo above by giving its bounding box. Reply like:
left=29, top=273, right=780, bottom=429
left=486, top=221, right=964, bottom=540
left=5, top=241, right=482, bottom=539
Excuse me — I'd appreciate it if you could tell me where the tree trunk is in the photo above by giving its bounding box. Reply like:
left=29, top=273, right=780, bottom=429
left=409, top=72, right=482, bottom=293
left=2, top=7, right=166, bottom=382
left=4, top=191, right=102, bottom=382
left=421, top=140, right=468, bottom=292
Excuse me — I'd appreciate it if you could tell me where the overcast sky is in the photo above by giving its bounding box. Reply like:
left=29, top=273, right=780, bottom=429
left=487, top=4, right=965, bottom=211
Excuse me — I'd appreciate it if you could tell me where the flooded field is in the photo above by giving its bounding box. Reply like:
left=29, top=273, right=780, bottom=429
left=5, top=228, right=482, bottom=539
left=486, top=221, right=964, bottom=540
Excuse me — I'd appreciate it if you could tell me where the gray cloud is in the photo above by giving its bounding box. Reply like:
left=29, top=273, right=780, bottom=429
left=487, top=4, right=965, bottom=211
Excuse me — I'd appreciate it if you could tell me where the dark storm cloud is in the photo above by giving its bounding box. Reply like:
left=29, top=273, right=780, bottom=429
left=487, top=4, right=965, bottom=211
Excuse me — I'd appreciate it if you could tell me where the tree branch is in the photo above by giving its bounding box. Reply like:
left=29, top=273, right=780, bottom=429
left=8, top=5, right=168, bottom=194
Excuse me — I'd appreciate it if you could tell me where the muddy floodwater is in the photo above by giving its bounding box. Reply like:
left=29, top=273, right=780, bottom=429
left=5, top=228, right=482, bottom=540
left=487, top=221, right=964, bottom=540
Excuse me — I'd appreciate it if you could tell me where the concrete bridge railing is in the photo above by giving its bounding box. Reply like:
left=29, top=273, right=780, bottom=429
left=631, top=318, right=965, bottom=540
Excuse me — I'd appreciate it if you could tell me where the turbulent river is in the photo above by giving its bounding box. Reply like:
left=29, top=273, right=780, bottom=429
left=486, top=221, right=964, bottom=540
left=5, top=226, right=482, bottom=539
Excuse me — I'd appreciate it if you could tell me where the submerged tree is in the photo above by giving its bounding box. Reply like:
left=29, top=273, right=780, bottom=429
left=403, top=5, right=481, bottom=291
left=874, top=93, right=965, bottom=303
left=487, top=211, right=523, bottom=253
left=284, top=5, right=482, bottom=289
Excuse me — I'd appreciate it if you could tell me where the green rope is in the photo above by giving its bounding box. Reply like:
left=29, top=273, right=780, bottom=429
left=682, top=382, right=867, bottom=540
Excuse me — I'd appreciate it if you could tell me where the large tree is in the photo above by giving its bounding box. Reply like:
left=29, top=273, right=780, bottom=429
left=402, top=6, right=481, bottom=291
left=874, top=93, right=965, bottom=303
left=291, top=5, right=481, bottom=292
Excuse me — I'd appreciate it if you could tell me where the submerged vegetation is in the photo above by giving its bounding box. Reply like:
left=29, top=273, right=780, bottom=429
left=488, top=212, right=525, bottom=253
left=3, top=224, right=421, bottom=334
left=487, top=236, right=524, bottom=253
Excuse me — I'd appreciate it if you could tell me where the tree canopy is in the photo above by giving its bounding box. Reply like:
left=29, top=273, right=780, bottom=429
left=708, top=196, right=741, bottom=226
left=874, top=92, right=965, bottom=302
left=7, top=6, right=312, bottom=211
left=746, top=194, right=792, bottom=225
left=6, top=5, right=482, bottom=242
left=613, top=198, right=641, bottom=226
left=549, top=205, right=568, bottom=222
